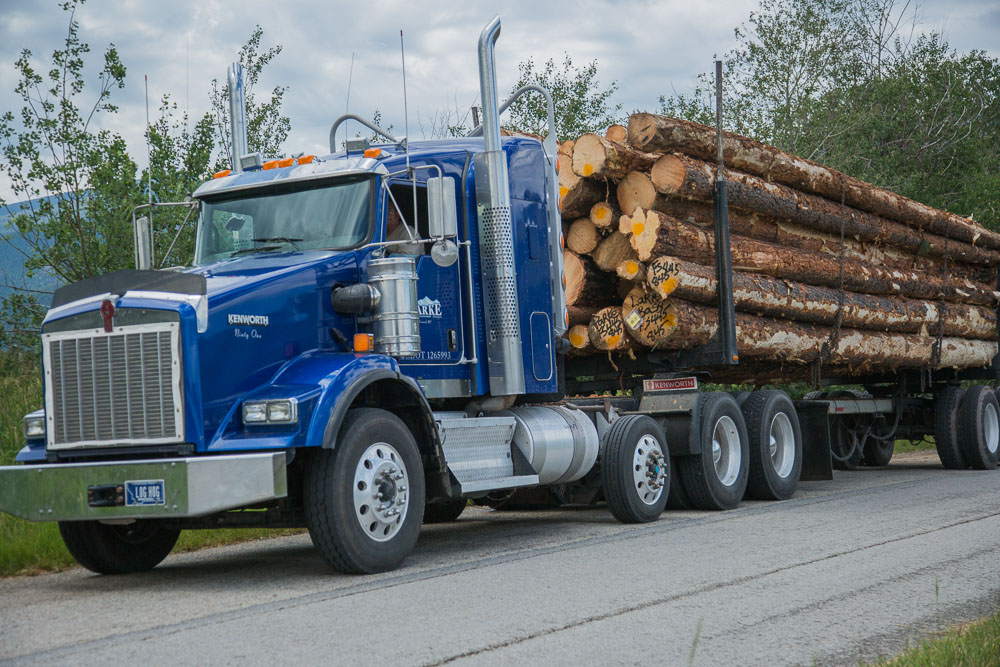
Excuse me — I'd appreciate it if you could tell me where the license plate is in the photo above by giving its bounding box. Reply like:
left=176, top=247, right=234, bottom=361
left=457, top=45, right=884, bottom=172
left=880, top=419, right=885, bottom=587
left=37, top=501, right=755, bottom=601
left=124, top=479, right=165, bottom=506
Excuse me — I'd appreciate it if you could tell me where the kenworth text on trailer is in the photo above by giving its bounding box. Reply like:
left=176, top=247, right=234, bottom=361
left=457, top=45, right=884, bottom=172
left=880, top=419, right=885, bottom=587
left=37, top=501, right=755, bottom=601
left=0, top=18, right=997, bottom=575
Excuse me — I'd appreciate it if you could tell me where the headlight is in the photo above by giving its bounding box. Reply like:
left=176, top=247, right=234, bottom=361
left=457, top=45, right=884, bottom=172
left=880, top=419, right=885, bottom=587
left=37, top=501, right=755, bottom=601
left=23, top=414, right=45, bottom=439
left=242, top=399, right=298, bottom=425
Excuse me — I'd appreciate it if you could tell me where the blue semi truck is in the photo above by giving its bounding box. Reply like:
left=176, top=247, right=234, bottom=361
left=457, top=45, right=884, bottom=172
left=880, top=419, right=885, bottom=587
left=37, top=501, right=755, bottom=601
left=1, top=17, right=997, bottom=575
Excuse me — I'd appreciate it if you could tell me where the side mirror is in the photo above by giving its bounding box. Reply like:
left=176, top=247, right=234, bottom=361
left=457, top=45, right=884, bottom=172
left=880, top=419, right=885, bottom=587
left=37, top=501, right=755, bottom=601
left=427, top=176, right=457, bottom=238
left=134, top=215, right=152, bottom=270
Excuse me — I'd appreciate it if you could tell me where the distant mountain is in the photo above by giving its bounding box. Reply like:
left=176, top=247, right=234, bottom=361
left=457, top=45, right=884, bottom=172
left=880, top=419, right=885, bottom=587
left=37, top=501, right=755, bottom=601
left=0, top=196, right=61, bottom=306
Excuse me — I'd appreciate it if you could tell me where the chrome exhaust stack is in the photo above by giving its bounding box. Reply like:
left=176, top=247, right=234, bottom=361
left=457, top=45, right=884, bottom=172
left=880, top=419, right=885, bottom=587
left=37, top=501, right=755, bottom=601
left=474, top=15, right=525, bottom=397
left=227, top=63, right=249, bottom=173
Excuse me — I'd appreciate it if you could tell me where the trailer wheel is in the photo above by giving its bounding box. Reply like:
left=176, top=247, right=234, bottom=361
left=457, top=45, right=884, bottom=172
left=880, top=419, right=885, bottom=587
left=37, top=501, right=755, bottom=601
left=861, top=415, right=895, bottom=467
left=601, top=415, right=669, bottom=523
left=742, top=390, right=802, bottom=500
left=423, top=498, right=467, bottom=523
left=678, top=393, right=749, bottom=510
left=958, top=385, right=1000, bottom=470
left=58, top=520, right=179, bottom=574
left=304, top=408, right=425, bottom=573
left=934, top=386, right=968, bottom=470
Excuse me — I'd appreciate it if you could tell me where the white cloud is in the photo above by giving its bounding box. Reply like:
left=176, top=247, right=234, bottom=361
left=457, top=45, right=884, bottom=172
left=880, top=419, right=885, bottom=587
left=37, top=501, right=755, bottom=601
left=0, top=0, right=995, bottom=203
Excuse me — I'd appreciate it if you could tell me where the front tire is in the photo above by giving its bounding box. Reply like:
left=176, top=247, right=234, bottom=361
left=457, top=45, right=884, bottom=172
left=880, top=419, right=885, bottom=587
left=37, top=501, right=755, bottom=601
left=678, top=393, right=749, bottom=510
left=601, top=415, right=669, bottom=523
left=742, top=390, right=802, bottom=500
left=58, top=520, right=179, bottom=574
left=305, top=408, right=425, bottom=574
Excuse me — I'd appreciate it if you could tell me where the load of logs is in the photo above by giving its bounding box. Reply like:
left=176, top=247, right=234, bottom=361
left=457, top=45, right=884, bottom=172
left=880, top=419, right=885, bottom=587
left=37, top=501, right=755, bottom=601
left=559, top=114, right=1000, bottom=383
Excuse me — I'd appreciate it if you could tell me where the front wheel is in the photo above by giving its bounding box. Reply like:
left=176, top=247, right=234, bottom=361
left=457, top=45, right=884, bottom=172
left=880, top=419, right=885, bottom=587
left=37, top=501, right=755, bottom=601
left=601, top=415, right=669, bottom=523
left=58, top=520, right=179, bottom=574
left=304, top=408, right=425, bottom=574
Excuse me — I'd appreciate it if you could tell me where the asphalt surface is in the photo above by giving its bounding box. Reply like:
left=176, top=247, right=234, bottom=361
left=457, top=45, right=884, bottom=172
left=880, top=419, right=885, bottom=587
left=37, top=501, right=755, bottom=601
left=2, top=450, right=999, bottom=666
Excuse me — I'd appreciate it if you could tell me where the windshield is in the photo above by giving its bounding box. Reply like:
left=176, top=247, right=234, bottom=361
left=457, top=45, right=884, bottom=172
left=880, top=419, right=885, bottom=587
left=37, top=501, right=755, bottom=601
left=193, top=175, right=373, bottom=265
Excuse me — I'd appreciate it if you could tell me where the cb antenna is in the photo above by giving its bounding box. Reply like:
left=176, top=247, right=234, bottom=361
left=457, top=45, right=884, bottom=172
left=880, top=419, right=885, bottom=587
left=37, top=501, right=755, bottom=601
left=400, top=30, right=410, bottom=170
left=144, top=74, right=153, bottom=210
left=345, top=51, right=355, bottom=114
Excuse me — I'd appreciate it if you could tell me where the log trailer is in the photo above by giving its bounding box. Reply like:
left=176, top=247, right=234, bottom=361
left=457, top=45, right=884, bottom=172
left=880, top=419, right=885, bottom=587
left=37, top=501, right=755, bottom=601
left=0, top=17, right=997, bottom=575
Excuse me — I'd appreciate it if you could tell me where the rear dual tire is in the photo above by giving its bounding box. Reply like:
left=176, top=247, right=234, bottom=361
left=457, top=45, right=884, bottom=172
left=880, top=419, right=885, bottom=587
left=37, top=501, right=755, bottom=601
left=958, top=385, right=1000, bottom=470
left=679, top=393, right=749, bottom=511
left=741, top=390, right=802, bottom=500
left=601, top=415, right=670, bottom=523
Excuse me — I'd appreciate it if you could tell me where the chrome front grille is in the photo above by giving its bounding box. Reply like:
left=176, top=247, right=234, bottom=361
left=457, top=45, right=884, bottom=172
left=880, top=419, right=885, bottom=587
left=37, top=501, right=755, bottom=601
left=43, top=322, right=184, bottom=449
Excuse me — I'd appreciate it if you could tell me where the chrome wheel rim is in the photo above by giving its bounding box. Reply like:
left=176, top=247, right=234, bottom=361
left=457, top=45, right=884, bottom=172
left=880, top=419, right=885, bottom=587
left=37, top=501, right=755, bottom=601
left=712, top=416, right=741, bottom=487
left=632, top=434, right=667, bottom=505
left=769, top=412, right=795, bottom=479
left=984, top=403, right=999, bottom=455
left=353, top=442, right=409, bottom=542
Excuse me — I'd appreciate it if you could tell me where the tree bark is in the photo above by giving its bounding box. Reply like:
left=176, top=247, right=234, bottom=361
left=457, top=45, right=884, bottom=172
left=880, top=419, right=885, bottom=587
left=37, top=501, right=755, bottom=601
left=652, top=195, right=994, bottom=285
left=560, top=177, right=608, bottom=220
left=568, top=304, right=601, bottom=327
left=564, top=249, right=617, bottom=307
left=629, top=113, right=1000, bottom=251
left=629, top=210, right=1000, bottom=306
left=645, top=255, right=996, bottom=339
left=650, top=153, right=1000, bottom=266
left=592, top=230, right=638, bottom=272
left=620, top=293, right=996, bottom=371
left=572, top=133, right=657, bottom=180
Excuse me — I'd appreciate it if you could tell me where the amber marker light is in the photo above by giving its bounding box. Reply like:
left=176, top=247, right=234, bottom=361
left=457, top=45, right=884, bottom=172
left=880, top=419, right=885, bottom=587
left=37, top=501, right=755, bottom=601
left=354, top=333, right=374, bottom=353
left=297, top=155, right=315, bottom=165
left=262, top=160, right=279, bottom=170
left=213, top=169, right=231, bottom=179
left=363, top=148, right=383, bottom=158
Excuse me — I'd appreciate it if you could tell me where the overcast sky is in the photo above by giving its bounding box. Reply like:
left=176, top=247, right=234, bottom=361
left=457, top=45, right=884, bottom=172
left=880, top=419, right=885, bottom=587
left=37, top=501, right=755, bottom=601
left=1, top=0, right=998, bottom=203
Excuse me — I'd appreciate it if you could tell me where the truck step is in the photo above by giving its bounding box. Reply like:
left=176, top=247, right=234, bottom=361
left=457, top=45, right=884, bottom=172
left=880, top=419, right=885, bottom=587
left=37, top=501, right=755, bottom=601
left=435, top=415, right=539, bottom=494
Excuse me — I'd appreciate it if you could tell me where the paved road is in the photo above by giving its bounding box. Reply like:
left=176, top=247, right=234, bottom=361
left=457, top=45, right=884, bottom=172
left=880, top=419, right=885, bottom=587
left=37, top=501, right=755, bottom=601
left=2, top=451, right=999, bottom=666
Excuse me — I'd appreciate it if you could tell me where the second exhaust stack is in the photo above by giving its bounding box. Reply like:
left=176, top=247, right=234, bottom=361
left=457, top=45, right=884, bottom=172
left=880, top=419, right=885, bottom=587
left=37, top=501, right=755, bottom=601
left=474, top=15, right=525, bottom=397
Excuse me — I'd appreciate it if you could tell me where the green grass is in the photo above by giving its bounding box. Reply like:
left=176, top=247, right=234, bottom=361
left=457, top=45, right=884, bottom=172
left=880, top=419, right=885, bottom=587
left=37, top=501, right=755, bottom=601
left=871, top=610, right=1000, bottom=665
left=894, top=438, right=937, bottom=454
left=0, top=357, right=303, bottom=577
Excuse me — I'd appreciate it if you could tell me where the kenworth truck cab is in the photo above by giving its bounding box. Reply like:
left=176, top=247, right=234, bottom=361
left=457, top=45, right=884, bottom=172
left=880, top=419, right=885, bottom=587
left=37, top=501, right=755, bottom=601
left=0, top=17, right=821, bottom=575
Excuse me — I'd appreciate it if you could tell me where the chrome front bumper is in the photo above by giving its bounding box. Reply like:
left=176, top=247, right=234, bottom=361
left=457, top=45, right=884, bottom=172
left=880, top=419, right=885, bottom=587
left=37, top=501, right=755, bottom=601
left=0, top=452, right=287, bottom=522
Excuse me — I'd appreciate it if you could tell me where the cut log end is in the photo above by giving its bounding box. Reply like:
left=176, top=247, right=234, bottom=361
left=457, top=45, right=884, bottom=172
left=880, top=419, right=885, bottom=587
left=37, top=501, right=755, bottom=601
left=567, top=217, right=600, bottom=254
left=650, top=154, right=686, bottom=194
left=605, top=124, right=627, bottom=142
left=588, top=307, right=630, bottom=351
left=616, top=171, right=658, bottom=217
left=590, top=201, right=619, bottom=229
left=617, top=259, right=646, bottom=282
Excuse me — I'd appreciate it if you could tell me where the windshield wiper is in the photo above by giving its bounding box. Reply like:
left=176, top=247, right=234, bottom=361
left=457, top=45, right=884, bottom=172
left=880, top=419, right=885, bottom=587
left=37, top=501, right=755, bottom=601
left=230, top=245, right=282, bottom=256
left=253, top=236, right=302, bottom=249
left=228, top=237, right=303, bottom=257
